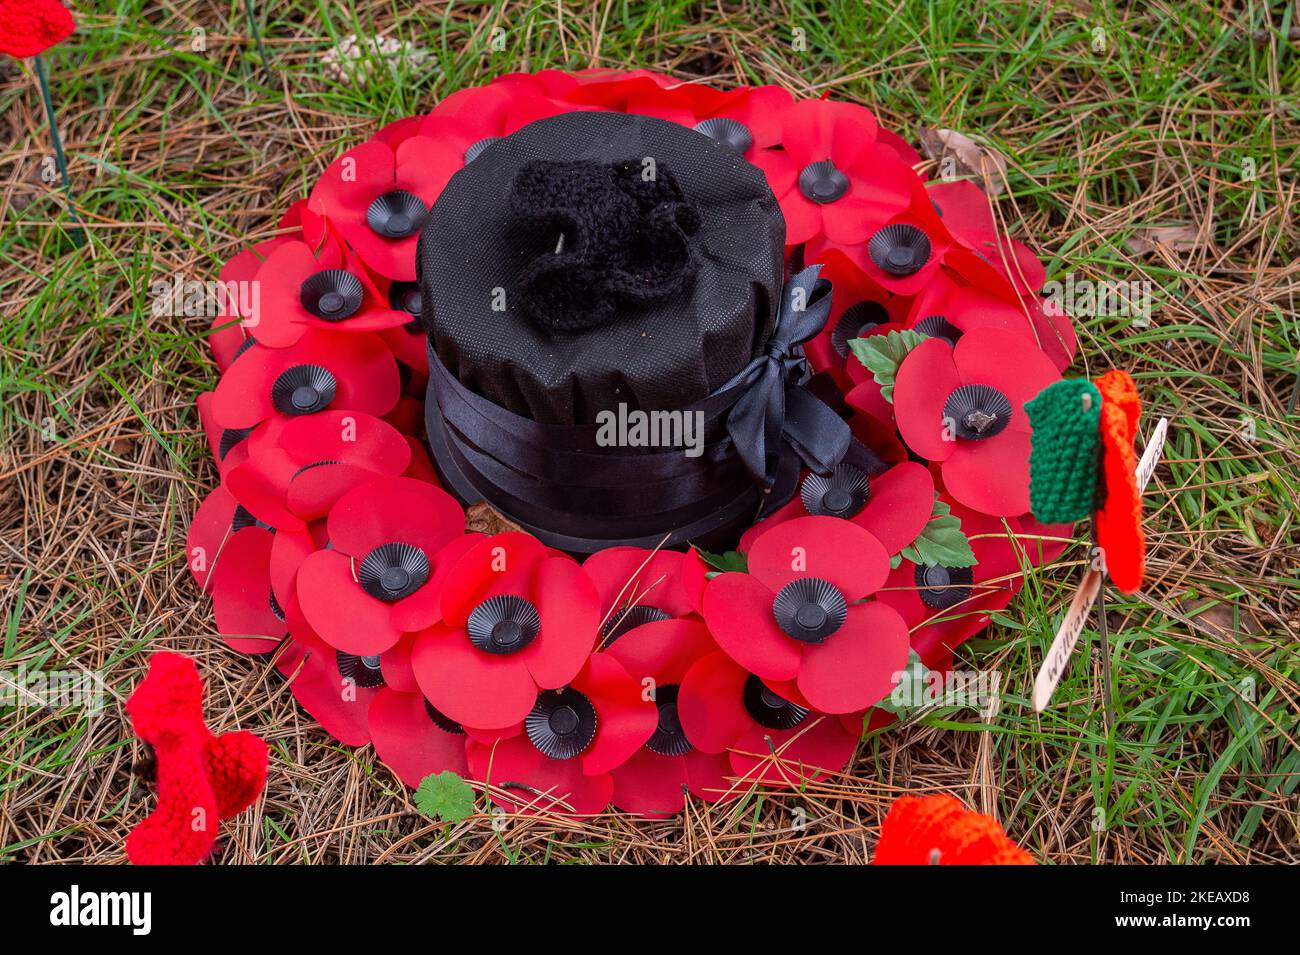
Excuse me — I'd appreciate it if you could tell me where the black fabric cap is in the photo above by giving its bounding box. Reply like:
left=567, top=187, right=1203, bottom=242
left=418, top=111, right=785, bottom=425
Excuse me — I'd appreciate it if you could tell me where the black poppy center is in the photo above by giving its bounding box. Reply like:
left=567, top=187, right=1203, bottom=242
left=800, top=464, right=870, bottom=519
left=600, top=604, right=672, bottom=647
left=218, top=426, right=252, bottom=460
left=299, top=270, right=364, bottom=321
left=913, top=315, right=964, bottom=346
left=388, top=280, right=423, bottom=316
left=425, top=700, right=466, bottom=735
left=772, top=578, right=848, bottom=644
left=525, top=690, right=598, bottom=760
left=645, top=684, right=692, bottom=757
left=742, top=674, right=810, bottom=730
left=466, top=595, right=541, bottom=655
left=693, top=117, right=753, bottom=154
left=271, top=364, right=337, bottom=416
left=915, top=564, right=975, bottom=610
left=357, top=543, right=430, bottom=601
left=337, top=652, right=385, bottom=689
left=831, top=300, right=889, bottom=357
left=868, top=224, right=931, bottom=276
left=464, top=137, right=500, bottom=163
left=943, top=384, right=1013, bottom=441
left=367, top=190, right=428, bottom=239
left=798, top=160, right=849, bottom=204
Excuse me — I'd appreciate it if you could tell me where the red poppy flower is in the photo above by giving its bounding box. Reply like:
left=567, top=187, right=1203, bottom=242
left=307, top=136, right=461, bottom=281
left=223, top=410, right=412, bottom=531
left=465, top=653, right=657, bottom=815
left=0, top=0, right=73, bottom=58
left=802, top=249, right=901, bottom=389
left=677, top=650, right=860, bottom=788
left=411, top=533, right=600, bottom=732
left=877, top=498, right=1029, bottom=668
left=294, top=476, right=465, bottom=656
left=893, top=328, right=1060, bottom=517
left=187, top=485, right=273, bottom=594
left=582, top=546, right=696, bottom=646
left=275, top=641, right=377, bottom=747
left=602, top=618, right=729, bottom=816
left=739, top=461, right=935, bottom=558
left=829, top=192, right=954, bottom=296
left=874, top=794, right=1033, bottom=865
left=702, top=516, right=910, bottom=713
left=249, top=240, right=411, bottom=348
left=210, top=328, right=401, bottom=431
left=368, top=687, right=469, bottom=787
left=753, top=100, right=922, bottom=249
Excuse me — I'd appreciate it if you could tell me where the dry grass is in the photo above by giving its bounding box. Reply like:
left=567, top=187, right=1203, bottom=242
left=1, top=0, right=1297, bottom=864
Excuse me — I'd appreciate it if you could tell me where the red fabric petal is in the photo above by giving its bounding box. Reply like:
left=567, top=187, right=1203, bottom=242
left=368, top=688, right=468, bottom=787
left=893, top=336, right=962, bottom=461
left=728, top=716, right=858, bottom=788
left=410, top=625, right=537, bottom=731
left=855, top=461, right=936, bottom=555
left=676, top=547, right=710, bottom=616
left=942, top=428, right=1033, bottom=517
left=573, top=653, right=657, bottom=777
left=325, top=475, right=463, bottom=559
left=604, top=618, right=716, bottom=684
left=677, top=651, right=753, bottom=753
left=519, top=558, right=600, bottom=689
left=682, top=748, right=733, bottom=803
left=582, top=547, right=692, bottom=618
left=746, top=515, right=889, bottom=602
left=225, top=449, right=303, bottom=531
left=737, top=496, right=803, bottom=554
left=701, top=573, right=801, bottom=682
left=379, top=632, right=420, bottom=694
left=187, top=486, right=239, bottom=593
left=466, top=736, right=612, bottom=816
left=610, top=748, right=689, bottom=817
left=210, top=527, right=285, bottom=654
left=952, top=328, right=1060, bottom=410
left=438, top=532, right=548, bottom=626
left=295, top=549, right=403, bottom=655
left=278, top=643, right=375, bottom=747
left=796, top=600, right=911, bottom=713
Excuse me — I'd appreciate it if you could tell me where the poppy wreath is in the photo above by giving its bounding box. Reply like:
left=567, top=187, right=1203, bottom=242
left=189, top=69, right=1079, bottom=817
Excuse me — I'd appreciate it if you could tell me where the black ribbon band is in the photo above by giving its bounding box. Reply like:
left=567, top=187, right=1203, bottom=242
left=423, top=265, right=856, bottom=551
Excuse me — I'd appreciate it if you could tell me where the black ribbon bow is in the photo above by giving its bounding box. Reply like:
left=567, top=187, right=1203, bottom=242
left=722, top=264, right=852, bottom=488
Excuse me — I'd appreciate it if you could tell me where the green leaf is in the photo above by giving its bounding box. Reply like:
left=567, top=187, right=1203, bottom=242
left=899, top=497, right=978, bottom=568
left=693, top=546, right=748, bottom=574
left=876, top=649, right=931, bottom=715
left=847, top=329, right=926, bottom=402
left=414, top=771, right=476, bottom=823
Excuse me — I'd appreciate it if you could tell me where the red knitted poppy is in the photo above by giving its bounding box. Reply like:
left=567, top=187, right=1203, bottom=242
left=0, top=0, right=73, bottom=58
left=874, top=794, right=1033, bottom=865
left=1094, top=370, right=1144, bottom=593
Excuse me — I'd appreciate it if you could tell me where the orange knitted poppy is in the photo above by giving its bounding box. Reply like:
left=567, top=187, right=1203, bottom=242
left=873, top=794, right=1033, bottom=865
left=1093, top=370, right=1144, bottom=593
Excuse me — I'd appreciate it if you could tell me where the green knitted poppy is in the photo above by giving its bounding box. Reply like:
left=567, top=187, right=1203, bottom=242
left=1025, top=378, right=1102, bottom=523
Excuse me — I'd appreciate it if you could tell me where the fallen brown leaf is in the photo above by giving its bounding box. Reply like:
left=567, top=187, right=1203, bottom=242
left=1124, top=224, right=1206, bottom=255
left=465, top=501, right=523, bottom=535
left=918, top=127, right=1008, bottom=195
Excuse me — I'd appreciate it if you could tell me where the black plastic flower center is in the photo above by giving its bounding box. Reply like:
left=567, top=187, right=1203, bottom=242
left=218, top=426, right=253, bottom=460
left=915, top=564, right=975, bottom=610
left=693, top=117, right=753, bottom=154
left=868, top=224, right=931, bottom=276
left=525, top=689, right=598, bottom=760
left=772, top=578, right=848, bottom=644
left=943, top=384, right=1013, bottom=441
left=357, top=543, right=430, bottom=601
left=798, top=160, right=849, bottom=204
left=645, top=684, right=692, bottom=757
left=600, top=604, right=672, bottom=647
left=464, top=137, right=500, bottom=163
left=831, top=300, right=889, bottom=357
left=299, top=270, right=364, bottom=321
left=230, top=504, right=273, bottom=533
left=271, top=364, right=337, bottom=416
left=800, top=464, right=871, bottom=519
left=268, top=588, right=286, bottom=622
left=366, top=190, right=428, bottom=239
left=742, top=674, right=810, bottom=730
left=913, top=315, right=963, bottom=346
left=425, top=700, right=466, bottom=735
left=337, top=652, right=385, bottom=689
left=387, top=280, right=423, bottom=317
left=466, top=595, right=541, bottom=655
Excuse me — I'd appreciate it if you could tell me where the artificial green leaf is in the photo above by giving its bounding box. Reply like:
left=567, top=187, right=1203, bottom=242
left=899, top=496, right=977, bottom=568
left=693, top=546, right=748, bottom=574
left=414, top=770, right=476, bottom=823
left=876, top=649, right=931, bottom=715
left=847, top=329, right=926, bottom=402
